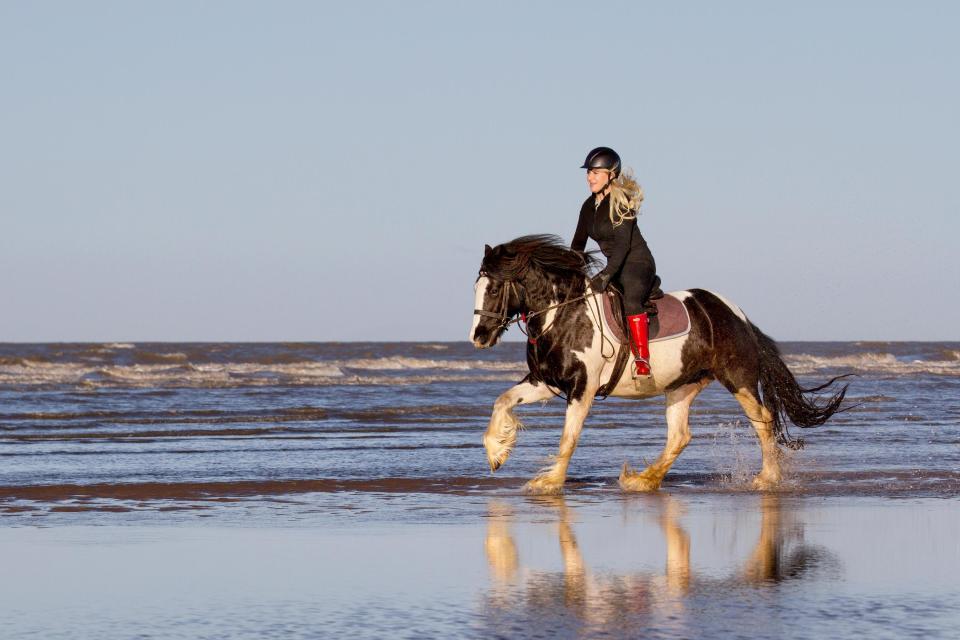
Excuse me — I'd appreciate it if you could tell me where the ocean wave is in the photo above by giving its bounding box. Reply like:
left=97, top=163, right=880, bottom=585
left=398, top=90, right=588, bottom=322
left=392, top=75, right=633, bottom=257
left=0, top=358, right=525, bottom=389
left=2, top=347, right=955, bottom=389
left=292, top=372, right=522, bottom=387
left=0, top=404, right=489, bottom=430
left=784, top=352, right=960, bottom=376
left=130, top=351, right=190, bottom=364
left=0, top=356, right=49, bottom=366
left=3, top=350, right=956, bottom=389
left=338, top=357, right=523, bottom=372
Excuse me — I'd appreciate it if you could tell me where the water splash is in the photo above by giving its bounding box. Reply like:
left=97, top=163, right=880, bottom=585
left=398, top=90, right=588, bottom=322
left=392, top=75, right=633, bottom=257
left=708, top=420, right=754, bottom=489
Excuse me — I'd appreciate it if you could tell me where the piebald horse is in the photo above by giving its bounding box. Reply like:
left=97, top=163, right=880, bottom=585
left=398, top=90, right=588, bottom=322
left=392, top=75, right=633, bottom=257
left=470, top=235, right=847, bottom=494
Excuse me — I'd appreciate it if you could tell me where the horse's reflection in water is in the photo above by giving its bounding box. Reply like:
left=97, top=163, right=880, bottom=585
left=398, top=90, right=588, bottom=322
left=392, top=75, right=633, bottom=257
left=483, top=496, right=839, bottom=636
left=484, top=496, right=690, bottom=633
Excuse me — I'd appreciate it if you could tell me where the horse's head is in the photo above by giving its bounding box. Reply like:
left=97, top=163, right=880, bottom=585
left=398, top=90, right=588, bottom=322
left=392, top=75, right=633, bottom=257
left=470, top=244, right=527, bottom=349
left=470, top=235, right=595, bottom=349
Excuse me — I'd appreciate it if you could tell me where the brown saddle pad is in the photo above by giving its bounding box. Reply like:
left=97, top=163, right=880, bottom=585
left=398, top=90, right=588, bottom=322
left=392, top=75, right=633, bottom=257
left=600, top=291, right=691, bottom=344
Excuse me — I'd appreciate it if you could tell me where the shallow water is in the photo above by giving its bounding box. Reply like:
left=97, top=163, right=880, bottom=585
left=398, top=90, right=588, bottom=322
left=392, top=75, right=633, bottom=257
left=1, top=341, right=958, bottom=637
left=2, top=494, right=957, bottom=639
left=1, top=341, right=958, bottom=501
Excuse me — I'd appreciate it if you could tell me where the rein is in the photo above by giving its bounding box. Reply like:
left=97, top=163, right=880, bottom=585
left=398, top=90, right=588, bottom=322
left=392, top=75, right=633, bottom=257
left=512, top=292, right=593, bottom=325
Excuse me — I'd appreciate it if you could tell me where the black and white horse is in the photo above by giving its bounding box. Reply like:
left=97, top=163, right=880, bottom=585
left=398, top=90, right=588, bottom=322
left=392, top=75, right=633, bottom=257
left=470, top=235, right=847, bottom=494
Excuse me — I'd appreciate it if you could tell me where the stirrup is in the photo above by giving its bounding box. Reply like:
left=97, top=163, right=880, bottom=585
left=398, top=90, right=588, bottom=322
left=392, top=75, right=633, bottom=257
left=632, top=357, right=651, bottom=379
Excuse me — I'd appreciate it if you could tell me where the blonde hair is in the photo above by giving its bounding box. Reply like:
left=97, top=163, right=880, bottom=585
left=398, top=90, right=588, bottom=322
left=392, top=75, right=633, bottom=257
left=604, top=168, right=644, bottom=227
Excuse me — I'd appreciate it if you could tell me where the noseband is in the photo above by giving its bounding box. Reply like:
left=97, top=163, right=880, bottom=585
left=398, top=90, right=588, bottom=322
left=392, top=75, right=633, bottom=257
left=473, top=273, right=521, bottom=333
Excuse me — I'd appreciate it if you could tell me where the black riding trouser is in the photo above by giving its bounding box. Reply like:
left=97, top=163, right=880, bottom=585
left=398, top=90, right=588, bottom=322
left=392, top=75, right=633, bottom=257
left=615, top=259, right=657, bottom=316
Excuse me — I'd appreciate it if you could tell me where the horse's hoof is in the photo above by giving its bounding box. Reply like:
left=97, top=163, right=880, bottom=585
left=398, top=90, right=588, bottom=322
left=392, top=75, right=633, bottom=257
left=483, top=433, right=514, bottom=473
left=751, top=474, right=781, bottom=491
left=619, top=464, right=662, bottom=492
left=619, top=475, right=661, bottom=492
left=523, top=477, right=564, bottom=495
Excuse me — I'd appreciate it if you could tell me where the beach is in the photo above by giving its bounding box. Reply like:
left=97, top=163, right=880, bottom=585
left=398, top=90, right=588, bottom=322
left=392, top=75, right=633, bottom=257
left=1, top=341, right=958, bottom=638
left=6, top=1, right=960, bottom=635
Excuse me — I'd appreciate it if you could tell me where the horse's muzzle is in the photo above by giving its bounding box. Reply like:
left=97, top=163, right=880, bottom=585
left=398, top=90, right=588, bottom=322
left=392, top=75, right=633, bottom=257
left=472, top=332, right=499, bottom=349
left=470, top=316, right=503, bottom=349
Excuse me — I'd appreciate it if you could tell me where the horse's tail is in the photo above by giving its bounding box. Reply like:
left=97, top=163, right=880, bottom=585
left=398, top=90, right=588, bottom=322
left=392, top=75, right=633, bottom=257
left=750, top=322, right=849, bottom=449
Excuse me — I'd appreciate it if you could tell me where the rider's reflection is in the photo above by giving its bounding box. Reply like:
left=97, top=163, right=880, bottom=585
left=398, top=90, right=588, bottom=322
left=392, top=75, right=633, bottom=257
left=482, top=494, right=840, bottom=636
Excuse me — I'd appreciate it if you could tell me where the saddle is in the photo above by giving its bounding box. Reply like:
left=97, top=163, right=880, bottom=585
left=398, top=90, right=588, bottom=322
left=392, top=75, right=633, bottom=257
left=599, top=282, right=691, bottom=345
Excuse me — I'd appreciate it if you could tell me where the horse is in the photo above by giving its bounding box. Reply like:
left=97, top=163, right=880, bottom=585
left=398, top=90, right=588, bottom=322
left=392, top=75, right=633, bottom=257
left=469, top=234, right=848, bottom=494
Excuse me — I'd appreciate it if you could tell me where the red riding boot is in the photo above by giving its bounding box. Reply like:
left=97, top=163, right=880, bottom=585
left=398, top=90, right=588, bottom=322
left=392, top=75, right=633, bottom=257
left=627, top=313, right=651, bottom=377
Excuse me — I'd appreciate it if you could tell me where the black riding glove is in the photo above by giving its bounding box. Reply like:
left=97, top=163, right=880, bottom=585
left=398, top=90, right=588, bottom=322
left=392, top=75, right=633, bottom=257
left=589, top=272, right=611, bottom=292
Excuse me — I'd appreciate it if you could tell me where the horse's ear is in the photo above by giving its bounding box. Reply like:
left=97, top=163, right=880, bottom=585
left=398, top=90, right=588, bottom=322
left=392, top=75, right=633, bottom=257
left=484, top=244, right=492, bottom=257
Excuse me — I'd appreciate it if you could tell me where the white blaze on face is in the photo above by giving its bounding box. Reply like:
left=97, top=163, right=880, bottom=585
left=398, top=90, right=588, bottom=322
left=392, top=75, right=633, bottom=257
left=469, top=276, right=490, bottom=342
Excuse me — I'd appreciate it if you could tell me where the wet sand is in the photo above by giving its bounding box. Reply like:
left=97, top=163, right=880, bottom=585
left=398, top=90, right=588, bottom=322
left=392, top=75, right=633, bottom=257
left=1, top=491, right=958, bottom=639
left=2, top=468, right=958, bottom=516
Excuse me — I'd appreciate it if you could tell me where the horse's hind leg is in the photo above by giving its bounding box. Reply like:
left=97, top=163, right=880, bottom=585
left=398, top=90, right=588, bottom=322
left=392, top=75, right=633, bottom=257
left=733, top=389, right=783, bottom=490
left=621, top=380, right=709, bottom=492
left=524, top=394, right=594, bottom=495
left=484, top=380, right=555, bottom=472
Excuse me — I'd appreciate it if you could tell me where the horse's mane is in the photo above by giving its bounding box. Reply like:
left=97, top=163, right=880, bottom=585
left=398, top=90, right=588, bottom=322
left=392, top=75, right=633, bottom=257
left=481, top=234, right=597, bottom=281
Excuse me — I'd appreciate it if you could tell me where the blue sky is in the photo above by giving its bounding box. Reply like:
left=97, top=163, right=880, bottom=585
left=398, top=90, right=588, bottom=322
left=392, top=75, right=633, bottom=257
left=1, top=1, right=957, bottom=341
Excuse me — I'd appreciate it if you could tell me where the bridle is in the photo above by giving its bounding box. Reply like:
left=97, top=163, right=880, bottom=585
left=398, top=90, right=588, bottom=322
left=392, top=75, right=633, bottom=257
left=474, top=271, right=595, bottom=343
left=473, top=272, right=522, bottom=335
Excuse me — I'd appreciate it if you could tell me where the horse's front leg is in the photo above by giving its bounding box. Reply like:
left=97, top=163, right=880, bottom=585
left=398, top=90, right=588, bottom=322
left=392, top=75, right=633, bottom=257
left=484, top=379, right=555, bottom=471
left=524, top=392, right=595, bottom=495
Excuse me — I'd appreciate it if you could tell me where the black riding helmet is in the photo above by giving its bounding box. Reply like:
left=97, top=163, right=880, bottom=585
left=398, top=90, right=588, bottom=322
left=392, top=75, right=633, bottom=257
left=580, top=146, right=621, bottom=178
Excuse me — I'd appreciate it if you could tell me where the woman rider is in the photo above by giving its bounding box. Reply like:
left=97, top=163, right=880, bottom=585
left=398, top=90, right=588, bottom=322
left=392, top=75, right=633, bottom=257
left=571, top=146, right=659, bottom=377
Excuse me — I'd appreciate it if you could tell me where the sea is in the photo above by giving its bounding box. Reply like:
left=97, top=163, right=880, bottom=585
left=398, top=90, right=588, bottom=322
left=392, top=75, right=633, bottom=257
left=1, top=341, right=958, bottom=638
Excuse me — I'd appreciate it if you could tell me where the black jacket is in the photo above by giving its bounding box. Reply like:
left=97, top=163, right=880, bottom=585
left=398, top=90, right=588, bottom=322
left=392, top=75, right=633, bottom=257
left=571, top=194, right=655, bottom=278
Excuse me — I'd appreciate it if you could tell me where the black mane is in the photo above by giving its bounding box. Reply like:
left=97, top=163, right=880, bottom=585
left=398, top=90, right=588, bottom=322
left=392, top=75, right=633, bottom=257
left=481, top=234, right=597, bottom=281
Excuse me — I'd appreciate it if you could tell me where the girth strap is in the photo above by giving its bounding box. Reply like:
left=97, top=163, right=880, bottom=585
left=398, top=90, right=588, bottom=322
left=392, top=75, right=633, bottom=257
left=595, top=341, right=631, bottom=398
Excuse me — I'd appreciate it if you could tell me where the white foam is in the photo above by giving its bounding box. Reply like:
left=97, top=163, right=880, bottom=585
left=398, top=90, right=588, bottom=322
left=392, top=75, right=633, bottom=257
left=0, top=362, right=90, bottom=385
left=151, top=352, right=189, bottom=361
left=2, top=348, right=957, bottom=390
left=0, top=357, right=526, bottom=389
left=338, top=357, right=524, bottom=372
left=785, top=352, right=960, bottom=376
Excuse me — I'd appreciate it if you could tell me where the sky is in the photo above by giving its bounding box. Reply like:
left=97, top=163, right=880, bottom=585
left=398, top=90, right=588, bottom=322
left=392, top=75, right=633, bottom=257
left=1, top=1, right=957, bottom=342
